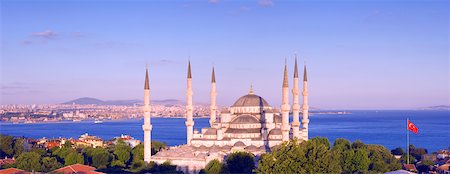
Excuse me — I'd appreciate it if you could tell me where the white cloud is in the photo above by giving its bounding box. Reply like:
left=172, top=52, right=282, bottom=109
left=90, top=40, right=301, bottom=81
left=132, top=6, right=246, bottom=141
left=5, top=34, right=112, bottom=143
left=32, top=30, right=58, bottom=39
left=208, top=0, right=220, bottom=4
left=258, top=0, right=273, bottom=7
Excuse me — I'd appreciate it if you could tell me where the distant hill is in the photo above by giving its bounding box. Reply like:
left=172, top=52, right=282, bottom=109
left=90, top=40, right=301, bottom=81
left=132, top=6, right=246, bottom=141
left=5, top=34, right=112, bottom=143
left=62, top=97, right=183, bottom=106
left=423, top=105, right=450, bottom=110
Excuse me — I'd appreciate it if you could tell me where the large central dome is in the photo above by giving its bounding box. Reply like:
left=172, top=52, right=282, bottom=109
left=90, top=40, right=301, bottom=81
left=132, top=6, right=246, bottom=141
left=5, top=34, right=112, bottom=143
left=232, top=94, right=270, bottom=107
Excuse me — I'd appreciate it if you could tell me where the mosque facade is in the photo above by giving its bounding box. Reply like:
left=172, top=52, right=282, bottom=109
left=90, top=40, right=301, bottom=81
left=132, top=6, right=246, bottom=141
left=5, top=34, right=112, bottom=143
left=142, top=58, right=310, bottom=173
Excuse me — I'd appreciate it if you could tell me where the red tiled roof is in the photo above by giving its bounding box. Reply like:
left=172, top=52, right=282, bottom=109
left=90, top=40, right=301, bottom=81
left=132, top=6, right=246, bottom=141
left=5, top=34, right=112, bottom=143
left=437, top=164, right=450, bottom=171
left=50, top=164, right=103, bottom=174
left=0, top=159, right=15, bottom=165
left=0, top=168, right=31, bottom=174
left=402, top=164, right=417, bottom=172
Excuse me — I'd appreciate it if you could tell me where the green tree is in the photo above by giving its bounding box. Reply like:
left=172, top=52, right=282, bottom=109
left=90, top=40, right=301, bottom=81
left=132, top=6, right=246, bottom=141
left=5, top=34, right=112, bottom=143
left=203, top=159, right=225, bottom=174
left=152, top=141, right=167, bottom=155
left=130, top=160, right=146, bottom=172
left=366, top=144, right=402, bottom=173
left=0, top=135, right=14, bottom=158
left=41, top=157, right=63, bottom=172
left=332, top=138, right=351, bottom=151
left=91, top=148, right=111, bottom=169
left=417, top=160, right=434, bottom=173
left=351, top=140, right=366, bottom=149
left=63, top=141, right=72, bottom=148
left=53, top=145, right=76, bottom=162
left=30, top=147, right=47, bottom=156
left=111, top=160, right=126, bottom=168
left=311, top=137, right=330, bottom=150
left=15, top=152, right=43, bottom=172
left=132, top=144, right=144, bottom=162
left=341, top=149, right=356, bottom=173
left=158, top=161, right=177, bottom=173
left=400, top=154, right=415, bottom=164
left=410, top=148, right=428, bottom=161
left=257, top=139, right=341, bottom=174
left=391, top=147, right=405, bottom=155
left=114, top=139, right=131, bottom=165
left=353, top=149, right=370, bottom=172
left=13, top=138, right=25, bottom=157
left=226, top=151, right=255, bottom=174
left=65, top=152, right=84, bottom=165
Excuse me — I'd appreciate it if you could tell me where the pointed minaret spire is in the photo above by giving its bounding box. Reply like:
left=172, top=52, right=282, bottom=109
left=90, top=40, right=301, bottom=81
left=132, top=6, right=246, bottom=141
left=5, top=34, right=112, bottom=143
left=188, top=61, right=192, bottom=79
left=142, top=65, right=152, bottom=163
left=281, top=59, right=290, bottom=142
left=186, top=60, right=194, bottom=145
left=283, top=60, right=289, bottom=87
left=211, top=65, right=216, bottom=83
left=210, top=65, right=217, bottom=127
left=291, top=55, right=301, bottom=139
left=301, top=62, right=310, bottom=141
left=294, top=55, right=299, bottom=78
left=144, top=64, right=150, bottom=90
left=303, top=64, right=307, bottom=82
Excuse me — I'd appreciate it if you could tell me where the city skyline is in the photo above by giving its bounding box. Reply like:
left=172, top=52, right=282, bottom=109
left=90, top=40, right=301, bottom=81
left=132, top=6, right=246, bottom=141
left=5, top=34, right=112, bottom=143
left=1, top=0, right=449, bottom=109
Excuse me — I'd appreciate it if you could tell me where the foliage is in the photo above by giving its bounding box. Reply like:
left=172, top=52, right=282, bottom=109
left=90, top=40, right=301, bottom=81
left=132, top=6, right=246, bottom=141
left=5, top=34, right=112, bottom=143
left=83, top=147, right=111, bottom=168
left=391, top=147, right=405, bottom=155
left=13, top=138, right=25, bottom=158
left=202, top=159, right=226, bottom=174
left=400, top=154, right=415, bottom=164
left=0, top=135, right=14, bottom=158
left=410, top=147, right=428, bottom=161
left=130, top=161, right=157, bottom=173
left=15, top=152, right=43, bottom=172
left=152, top=141, right=167, bottom=155
left=257, top=138, right=402, bottom=174
left=332, top=138, right=351, bottom=152
left=226, top=151, right=255, bottom=174
left=41, top=157, right=63, bottom=172
left=367, top=145, right=401, bottom=172
left=351, top=140, right=366, bottom=149
left=310, top=137, right=331, bottom=150
left=157, top=161, right=178, bottom=173
left=256, top=138, right=341, bottom=174
left=132, top=144, right=144, bottom=162
left=114, top=139, right=132, bottom=165
left=111, top=160, right=126, bottom=167
left=65, top=151, right=84, bottom=165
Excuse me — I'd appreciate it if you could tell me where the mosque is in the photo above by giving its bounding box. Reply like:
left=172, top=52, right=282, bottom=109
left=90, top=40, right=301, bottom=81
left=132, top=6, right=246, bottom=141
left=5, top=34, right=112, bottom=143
left=141, top=58, right=310, bottom=173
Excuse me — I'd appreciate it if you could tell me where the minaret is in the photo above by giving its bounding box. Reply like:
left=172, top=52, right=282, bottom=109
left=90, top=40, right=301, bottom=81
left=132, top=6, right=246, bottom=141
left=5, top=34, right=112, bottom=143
left=142, top=65, right=152, bottom=163
left=209, top=65, right=217, bottom=127
left=291, top=56, right=301, bottom=139
left=281, top=61, right=291, bottom=142
left=185, top=61, right=194, bottom=145
left=301, top=64, right=310, bottom=141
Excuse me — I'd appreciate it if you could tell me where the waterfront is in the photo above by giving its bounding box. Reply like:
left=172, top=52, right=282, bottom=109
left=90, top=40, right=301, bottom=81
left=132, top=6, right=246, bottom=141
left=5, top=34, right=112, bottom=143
left=1, top=110, right=448, bottom=152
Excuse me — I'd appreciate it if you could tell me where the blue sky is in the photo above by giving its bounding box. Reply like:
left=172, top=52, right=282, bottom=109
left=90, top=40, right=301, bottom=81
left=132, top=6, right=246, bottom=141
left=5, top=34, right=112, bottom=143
left=1, top=0, right=449, bottom=109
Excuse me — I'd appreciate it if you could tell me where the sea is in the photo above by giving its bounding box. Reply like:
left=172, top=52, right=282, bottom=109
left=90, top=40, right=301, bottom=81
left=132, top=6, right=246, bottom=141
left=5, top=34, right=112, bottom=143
left=0, top=110, right=448, bottom=152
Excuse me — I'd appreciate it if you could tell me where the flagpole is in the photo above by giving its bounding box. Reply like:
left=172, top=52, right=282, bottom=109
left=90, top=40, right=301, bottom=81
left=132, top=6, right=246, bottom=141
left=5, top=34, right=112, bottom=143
left=407, top=118, right=409, bottom=164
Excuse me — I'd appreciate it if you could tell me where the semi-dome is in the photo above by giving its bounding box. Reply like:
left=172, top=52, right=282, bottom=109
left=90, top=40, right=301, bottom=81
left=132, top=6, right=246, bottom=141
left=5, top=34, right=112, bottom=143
left=232, top=94, right=270, bottom=107
left=269, top=128, right=282, bottom=135
left=231, top=115, right=260, bottom=124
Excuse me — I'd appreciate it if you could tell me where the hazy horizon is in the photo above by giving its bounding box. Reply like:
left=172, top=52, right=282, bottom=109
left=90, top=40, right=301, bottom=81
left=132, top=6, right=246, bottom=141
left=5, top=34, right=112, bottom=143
left=1, top=0, right=449, bottom=109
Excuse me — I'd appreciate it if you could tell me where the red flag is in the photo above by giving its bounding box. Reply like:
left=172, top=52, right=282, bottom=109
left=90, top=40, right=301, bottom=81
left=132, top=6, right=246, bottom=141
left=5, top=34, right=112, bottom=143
left=408, top=120, right=419, bottom=134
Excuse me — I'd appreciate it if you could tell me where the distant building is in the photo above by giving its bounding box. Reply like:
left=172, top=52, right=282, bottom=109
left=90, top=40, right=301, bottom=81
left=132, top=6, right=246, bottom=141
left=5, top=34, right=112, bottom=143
left=113, top=134, right=141, bottom=148
left=78, top=133, right=103, bottom=148
left=0, top=157, right=15, bottom=167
